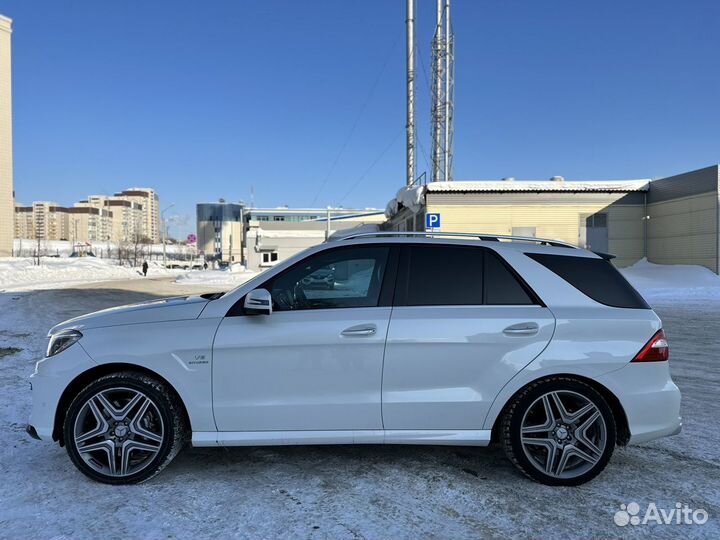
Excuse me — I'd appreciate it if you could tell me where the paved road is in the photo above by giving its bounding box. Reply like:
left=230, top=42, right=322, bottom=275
left=0, top=280, right=718, bottom=539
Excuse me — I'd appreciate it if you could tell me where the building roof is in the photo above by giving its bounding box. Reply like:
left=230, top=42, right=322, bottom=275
left=426, top=179, right=650, bottom=193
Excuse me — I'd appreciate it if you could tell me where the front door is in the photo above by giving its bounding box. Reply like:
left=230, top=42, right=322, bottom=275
left=382, top=245, right=555, bottom=430
left=212, top=245, right=396, bottom=432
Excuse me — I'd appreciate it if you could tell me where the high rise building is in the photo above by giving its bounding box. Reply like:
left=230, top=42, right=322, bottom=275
left=76, top=195, right=143, bottom=243
left=196, top=201, right=244, bottom=263
left=0, top=15, right=13, bottom=256
left=32, top=201, right=69, bottom=241
left=67, top=206, right=111, bottom=243
left=114, top=188, right=160, bottom=243
left=14, top=204, right=32, bottom=238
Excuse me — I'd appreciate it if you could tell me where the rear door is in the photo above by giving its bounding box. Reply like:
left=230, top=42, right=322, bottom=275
left=381, top=244, right=555, bottom=430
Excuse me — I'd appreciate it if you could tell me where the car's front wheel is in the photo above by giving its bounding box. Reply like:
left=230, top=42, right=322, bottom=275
left=501, top=377, right=616, bottom=486
left=64, top=371, right=186, bottom=484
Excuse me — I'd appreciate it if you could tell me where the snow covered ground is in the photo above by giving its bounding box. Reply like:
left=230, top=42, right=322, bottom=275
left=0, top=257, right=182, bottom=292
left=0, top=256, right=259, bottom=292
left=0, top=264, right=718, bottom=538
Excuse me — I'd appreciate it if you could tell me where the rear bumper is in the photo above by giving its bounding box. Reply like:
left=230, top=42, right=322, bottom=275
left=597, top=361, right=682, bottom=445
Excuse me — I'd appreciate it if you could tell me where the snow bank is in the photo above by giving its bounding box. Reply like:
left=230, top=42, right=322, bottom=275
left=0, top=257, right=178, bottom=292
left=175, top=268, right=258, bottom=287
left=620, top=258, right=720, bottom=301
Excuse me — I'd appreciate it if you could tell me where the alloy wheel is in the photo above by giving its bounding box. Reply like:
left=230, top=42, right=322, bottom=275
left=519, top=390, right=607, bottom=479
left=72, top=387, right=165, bottom=477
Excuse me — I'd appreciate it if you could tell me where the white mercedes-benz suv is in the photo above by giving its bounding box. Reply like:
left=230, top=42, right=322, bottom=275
left=27, top=232, right=681, bottom=486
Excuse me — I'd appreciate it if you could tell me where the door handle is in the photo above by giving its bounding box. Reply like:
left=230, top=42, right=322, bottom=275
left=341, top=324, right=377, bottom=337
left=503, top=322, right=540, bottom=336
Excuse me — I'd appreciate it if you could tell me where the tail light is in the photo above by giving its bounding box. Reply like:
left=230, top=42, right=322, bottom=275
left=632, top=329, right=669, bottom=362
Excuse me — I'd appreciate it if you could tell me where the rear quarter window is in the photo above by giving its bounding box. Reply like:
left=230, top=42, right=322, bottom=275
left=526, top=253, right=649, bottom=309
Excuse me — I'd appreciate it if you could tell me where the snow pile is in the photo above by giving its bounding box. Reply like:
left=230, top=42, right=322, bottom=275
left=385, top=185, right=425, bottom=218
left=0, top=257, right=177, bottom=292
left=175, top=268, right=258, bottom=287
left=620, top=258, right=720, bottom=301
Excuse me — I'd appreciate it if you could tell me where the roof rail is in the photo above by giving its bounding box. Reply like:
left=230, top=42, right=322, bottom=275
left=331, top=231, right=578, bottom=249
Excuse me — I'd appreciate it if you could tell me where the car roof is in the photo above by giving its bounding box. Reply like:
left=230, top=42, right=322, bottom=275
left=328, top=233, right=601, bottom=259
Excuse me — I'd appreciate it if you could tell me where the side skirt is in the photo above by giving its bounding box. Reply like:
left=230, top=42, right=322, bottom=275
left=192, top=429, right=492, bottom=447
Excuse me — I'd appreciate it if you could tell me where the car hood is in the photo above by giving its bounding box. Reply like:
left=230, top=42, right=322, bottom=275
left=48, top=295, right=210, bottom=335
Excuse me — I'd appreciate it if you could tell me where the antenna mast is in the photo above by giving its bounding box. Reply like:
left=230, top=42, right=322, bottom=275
left=431, top=0, right=454, bottom=183
left=406, top=0, right=416, bottom=186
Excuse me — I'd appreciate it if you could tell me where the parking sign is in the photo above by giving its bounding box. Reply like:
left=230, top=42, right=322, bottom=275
left=425, top=213, right=441, bottom=230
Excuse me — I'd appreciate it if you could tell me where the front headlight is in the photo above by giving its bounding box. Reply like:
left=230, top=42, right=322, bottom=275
left=46, top=329, right=83, bottom=357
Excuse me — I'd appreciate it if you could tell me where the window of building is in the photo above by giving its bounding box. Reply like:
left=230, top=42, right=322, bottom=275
left=526, top=253, right=648, bottom=309
left=586, top=214, right=608, bottom=228
left=262, top=252, right=279, bottom=264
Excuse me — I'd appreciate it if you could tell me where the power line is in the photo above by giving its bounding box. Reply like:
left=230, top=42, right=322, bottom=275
left=310, top=37, right=401, bottom=207
left=337, top=128, right=404, bottom=205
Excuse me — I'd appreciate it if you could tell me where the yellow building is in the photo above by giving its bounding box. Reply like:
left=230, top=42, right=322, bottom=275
left=67, top=206, right=112, bottom=243
left=32, top=202, right=70, bottom=241
left=114, top=188, right=161, bottom=243
left=76, top=196, right=143, bottom=243
left=385, top=165, right=720, bottom=272
left=0, top=15, right=13, bottom=256
left=14, top=204, right=32, bottom=239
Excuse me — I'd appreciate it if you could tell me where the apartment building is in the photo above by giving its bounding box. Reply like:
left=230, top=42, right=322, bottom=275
left=32, top=202, right=70, bottom=241
left=77, top=195, right=143, bottom=242
left=114, top=188, right=160, bottom=243
left=14, top=204, right=32, bottom=238
left=67, top=206, right=112, bottom=243
left=0, top=15, right=13, bottom=256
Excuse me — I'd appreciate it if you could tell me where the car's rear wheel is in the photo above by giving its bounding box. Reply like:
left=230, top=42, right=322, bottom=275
left=501, top=377, right=616, bottom=486
left=63, top=371, right=186, bottom=484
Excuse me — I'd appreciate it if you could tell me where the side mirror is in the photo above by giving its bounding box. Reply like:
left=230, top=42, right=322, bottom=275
left=244, top=288, right=273, bottom=316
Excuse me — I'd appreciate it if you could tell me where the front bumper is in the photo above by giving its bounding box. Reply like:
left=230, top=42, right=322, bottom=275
left=597, top=361, right=682, bottom=445
left=28, top=343, right=96, bottom=441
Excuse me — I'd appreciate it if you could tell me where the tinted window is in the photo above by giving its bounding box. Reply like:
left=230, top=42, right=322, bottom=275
left=484, top=251, right=535, bottom=305
left=526, top=253, right=649, bottom=309
left=265, top=246, right=389, bottom=311
left=403, top=245, right=484, bottom=305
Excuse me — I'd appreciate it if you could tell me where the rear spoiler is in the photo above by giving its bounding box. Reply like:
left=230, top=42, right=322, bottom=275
left=593, top=251, right=616, bottom=261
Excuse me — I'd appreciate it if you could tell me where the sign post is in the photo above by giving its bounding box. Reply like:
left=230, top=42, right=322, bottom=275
left=425, top=213, right=441, bottom=231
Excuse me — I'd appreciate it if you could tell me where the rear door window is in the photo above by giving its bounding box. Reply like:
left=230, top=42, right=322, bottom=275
left=526, top=253, right=649, bottom=309
left=402, top=245, right=484, bottom=306
left=396, top=245, right=541, bottom=306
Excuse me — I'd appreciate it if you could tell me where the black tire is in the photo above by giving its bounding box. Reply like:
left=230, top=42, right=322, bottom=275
left=501, top=377, right=616, bottom=486
left=63, top=371, right=187, bottom=485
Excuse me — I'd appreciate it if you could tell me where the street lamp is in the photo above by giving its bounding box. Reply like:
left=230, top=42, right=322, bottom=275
left=162, top=203, right=175, bottom=267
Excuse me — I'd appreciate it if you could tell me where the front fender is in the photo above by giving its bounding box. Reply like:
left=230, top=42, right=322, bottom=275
left=77, top=318, right=222, bottom=433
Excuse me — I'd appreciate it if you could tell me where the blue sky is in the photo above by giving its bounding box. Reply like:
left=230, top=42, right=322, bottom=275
left=1, top=0, right=718, bottom=237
